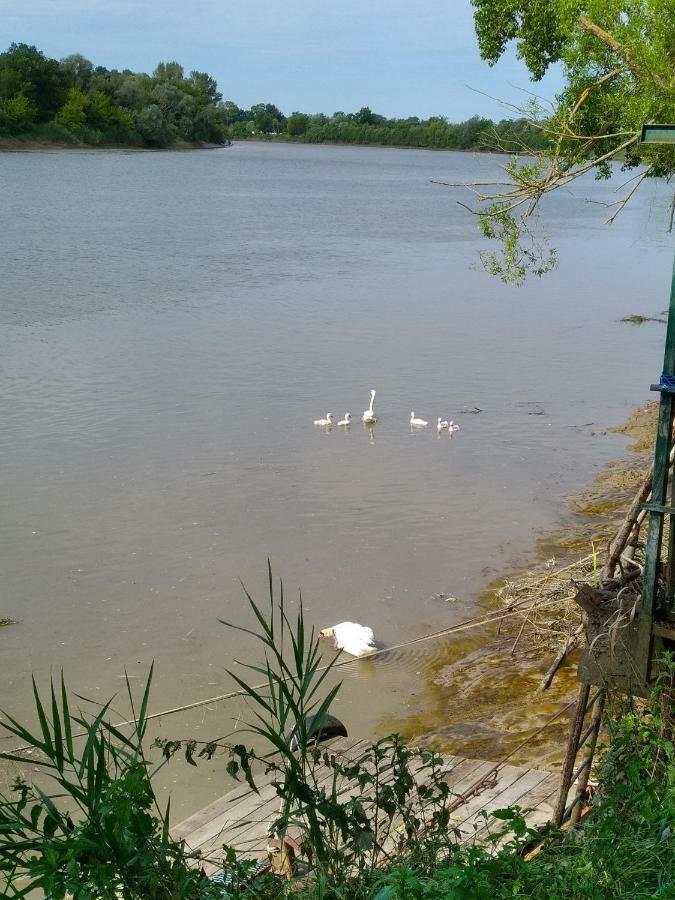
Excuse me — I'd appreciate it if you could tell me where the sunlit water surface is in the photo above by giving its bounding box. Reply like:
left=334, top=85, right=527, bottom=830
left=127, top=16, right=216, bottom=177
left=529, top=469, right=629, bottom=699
left=0, top=142, right=672, bottom=815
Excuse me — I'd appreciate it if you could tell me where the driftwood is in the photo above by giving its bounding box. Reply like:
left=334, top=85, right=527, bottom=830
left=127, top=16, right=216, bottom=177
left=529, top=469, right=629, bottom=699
left=537, top=626, right=584, bottom=692
left=603, top=443, right=675, bottom=582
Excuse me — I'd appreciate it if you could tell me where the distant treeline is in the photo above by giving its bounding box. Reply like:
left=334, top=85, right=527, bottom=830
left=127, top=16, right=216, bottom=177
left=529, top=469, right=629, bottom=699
left=237, top=107, right=549, bottom=152
left=0, top=43, right=548, bottom=152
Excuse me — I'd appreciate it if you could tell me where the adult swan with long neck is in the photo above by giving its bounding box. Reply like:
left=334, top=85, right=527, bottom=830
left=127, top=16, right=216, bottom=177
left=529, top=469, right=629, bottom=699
left=319, top=622, right=376, bottom=657
left=362, top=389, right=377, bottom=423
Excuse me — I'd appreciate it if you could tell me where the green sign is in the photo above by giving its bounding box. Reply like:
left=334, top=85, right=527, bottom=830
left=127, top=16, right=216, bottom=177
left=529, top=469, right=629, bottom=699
left=640, top=124, right=675, bottom=144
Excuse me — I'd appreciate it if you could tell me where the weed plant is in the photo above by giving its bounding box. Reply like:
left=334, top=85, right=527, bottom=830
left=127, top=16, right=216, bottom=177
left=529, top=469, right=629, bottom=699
left=0, top=668, right=222, bottom=899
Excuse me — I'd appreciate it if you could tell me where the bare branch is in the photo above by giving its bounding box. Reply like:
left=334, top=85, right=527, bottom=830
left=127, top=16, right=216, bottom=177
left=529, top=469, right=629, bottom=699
left=604, top=168, right=652, bottom=224
left=578, top=15, right=667, bottom=88
left=569, top=66, right=627, bottom=120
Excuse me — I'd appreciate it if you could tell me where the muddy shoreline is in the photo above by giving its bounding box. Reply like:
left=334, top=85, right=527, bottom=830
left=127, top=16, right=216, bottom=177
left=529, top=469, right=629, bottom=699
left=0, top=138, right=230, bottom=152
left=383, top=402, right=657, bottom=768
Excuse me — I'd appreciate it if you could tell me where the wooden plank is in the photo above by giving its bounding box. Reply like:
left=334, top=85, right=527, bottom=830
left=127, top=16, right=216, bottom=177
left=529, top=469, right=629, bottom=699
left=174, top=737, right=366, bottom=848
left=173, top=740, right=561, bottom=874
left=462, top=768, right=553, bottom=845
left=215, top=739, right=425, bottom=853
left=449, top=763, right=534, bottom=832
left=187, top=740, right=373, bottom=858
left=446, top=759, right=498, bottom=800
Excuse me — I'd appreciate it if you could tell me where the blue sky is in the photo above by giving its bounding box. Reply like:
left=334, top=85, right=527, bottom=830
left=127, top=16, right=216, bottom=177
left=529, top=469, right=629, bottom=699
left=1, top=1, right=563, bottom=120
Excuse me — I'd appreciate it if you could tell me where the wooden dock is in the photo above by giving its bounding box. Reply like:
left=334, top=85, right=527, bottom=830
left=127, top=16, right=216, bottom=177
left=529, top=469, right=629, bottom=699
left=173, top=737, right=561, bottom=877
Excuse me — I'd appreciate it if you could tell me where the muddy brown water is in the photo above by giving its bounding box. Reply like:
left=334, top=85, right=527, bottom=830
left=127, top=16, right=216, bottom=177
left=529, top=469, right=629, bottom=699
left=1, top=142, right=673, bottom=818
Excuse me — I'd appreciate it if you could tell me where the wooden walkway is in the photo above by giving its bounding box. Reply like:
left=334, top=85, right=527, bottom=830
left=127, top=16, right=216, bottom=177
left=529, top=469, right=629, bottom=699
left=173, top=738, right=561, bottom=876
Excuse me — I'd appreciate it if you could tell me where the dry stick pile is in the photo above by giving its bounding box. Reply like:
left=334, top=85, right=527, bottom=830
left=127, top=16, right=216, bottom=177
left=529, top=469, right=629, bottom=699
left=494, top=445, right=666, bottom=692
left=496, top=555, right=592, bottom=689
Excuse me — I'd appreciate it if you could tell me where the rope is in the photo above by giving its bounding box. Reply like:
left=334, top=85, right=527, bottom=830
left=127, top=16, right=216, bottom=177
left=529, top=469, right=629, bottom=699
left=4, top=568, right=588, bottom=754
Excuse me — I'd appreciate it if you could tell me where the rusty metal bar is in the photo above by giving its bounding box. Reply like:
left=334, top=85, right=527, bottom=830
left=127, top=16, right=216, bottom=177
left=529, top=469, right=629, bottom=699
left=584, top=689, right=603, bottom=714
left=576, top=720, right=598, bottom=752
left=554, top=682, right=591, bottom=826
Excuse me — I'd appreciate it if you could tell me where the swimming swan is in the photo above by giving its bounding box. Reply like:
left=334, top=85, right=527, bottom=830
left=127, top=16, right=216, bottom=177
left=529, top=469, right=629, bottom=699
left=314, top=413, right=334, bottom=426
left=447, top=420, right=460, bottom=433
left=410, top=412, right=428, bottom=427
left=337, top=413, right=352, bottom=426
left=362, top=390, right=377, bottom=423
left=319, top=622, right=376, bottom=657
left=437, top=417, right=449, bottom=431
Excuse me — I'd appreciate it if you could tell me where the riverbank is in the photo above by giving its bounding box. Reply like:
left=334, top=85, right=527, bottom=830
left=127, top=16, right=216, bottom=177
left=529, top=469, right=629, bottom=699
left=232, top=134, right=522, bottom=154
left=0, top=134, right=520, bottom=155
left=386, top=402, right=658, bottom=768
left=0, top=137, right=231, bottom=152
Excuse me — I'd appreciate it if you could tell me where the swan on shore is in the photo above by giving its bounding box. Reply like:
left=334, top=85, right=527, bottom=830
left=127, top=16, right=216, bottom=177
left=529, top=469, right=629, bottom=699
left=337, top=413, right=352, bottom=426
left=410, top=412, right=428, bottom=427
left=362, top=390, right=377, bottom=423
left=314, top=413, right=334, bottom=426
left=319, top=622, right=375, bottom=657
left=437, top=417, right=449, bottom=431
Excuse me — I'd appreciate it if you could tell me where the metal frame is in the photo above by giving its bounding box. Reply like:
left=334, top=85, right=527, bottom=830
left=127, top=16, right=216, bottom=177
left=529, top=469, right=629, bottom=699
left=640, top=124, right=675, bottom=143
left=636, top=255, right=675, bottom=682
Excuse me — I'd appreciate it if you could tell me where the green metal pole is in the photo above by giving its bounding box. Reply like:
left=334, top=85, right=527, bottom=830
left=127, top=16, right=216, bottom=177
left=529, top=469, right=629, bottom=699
left=638, top=251, right=675, bottom=683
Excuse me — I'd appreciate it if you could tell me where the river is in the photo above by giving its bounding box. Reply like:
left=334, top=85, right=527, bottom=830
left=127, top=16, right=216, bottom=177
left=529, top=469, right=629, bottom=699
left=0, top=141, right=672, bottom=816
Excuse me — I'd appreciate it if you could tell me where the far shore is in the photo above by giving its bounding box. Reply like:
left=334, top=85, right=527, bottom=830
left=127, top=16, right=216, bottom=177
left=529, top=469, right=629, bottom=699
left=0, top=136, right=525, bottom=155
left=0, top=138, right=231, bottom=152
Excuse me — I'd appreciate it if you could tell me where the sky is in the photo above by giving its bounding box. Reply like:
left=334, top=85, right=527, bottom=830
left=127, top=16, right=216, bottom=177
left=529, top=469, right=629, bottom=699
left=0, top=1, right=563, bottom=121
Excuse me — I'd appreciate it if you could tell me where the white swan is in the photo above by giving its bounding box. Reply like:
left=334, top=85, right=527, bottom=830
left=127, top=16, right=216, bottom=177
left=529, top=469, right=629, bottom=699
left=437, top=417, right=449, bottom=431
left=314, top=413, right=334, bottom=426
left=410, top=412, right=428, bottom=427
left=447, top=420, right=460, bottom=433
left=337, top=413, right=352, bottom=426
left=362, top=390, right=377, bottom=423
left=319, top=622, right=375, bottom=657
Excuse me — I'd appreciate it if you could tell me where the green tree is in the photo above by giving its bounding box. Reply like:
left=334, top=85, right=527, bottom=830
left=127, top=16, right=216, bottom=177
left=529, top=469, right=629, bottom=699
left=188, top=70, right=221, bottom=104
left=0, top=42, right=68, bottom=120
left=355, top=106, right=384, bottom=125
left=59, top=53, right=94, bottom=91
left=0, top=92, right=37, bottom=134
left=115, top=73, right=150, bottom=109
left=153, top=60, right=184, bottom=82
left=134, top=103, right=176, bottom=145
left=55, top=86, right=88, bottom=136
left=465, top=0, right=675, bottom=281
left=222, top=99, right=242, bottom=125
left=286, top=111, right=310, bottom=136
left=251, top=102, right=286, bottom=133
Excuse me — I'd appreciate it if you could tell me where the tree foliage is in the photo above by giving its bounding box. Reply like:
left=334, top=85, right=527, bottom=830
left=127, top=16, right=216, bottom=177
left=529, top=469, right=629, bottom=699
left=0, top=42, right=554, bottom=155
left=0, top=43, right=229, bottom=146
left=464, top=0, right=675, bottom=281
